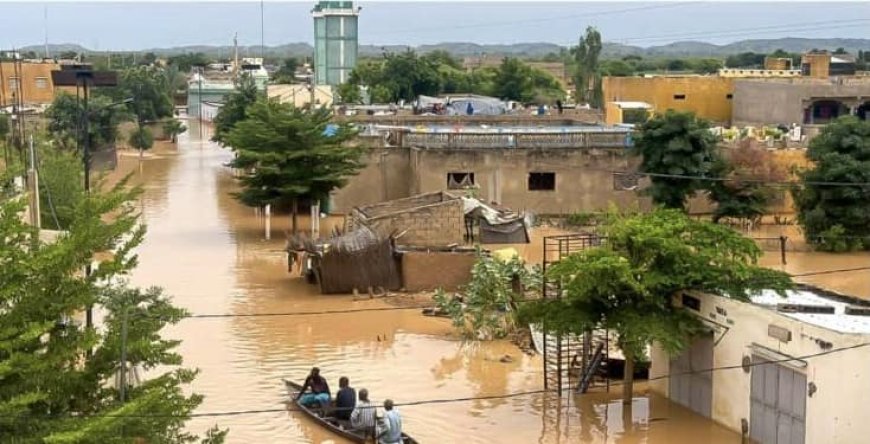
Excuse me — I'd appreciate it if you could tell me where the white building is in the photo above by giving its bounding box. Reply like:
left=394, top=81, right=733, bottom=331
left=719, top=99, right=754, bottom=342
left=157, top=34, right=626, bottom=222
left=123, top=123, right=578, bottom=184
left=650, top=287, right=870, bottom=444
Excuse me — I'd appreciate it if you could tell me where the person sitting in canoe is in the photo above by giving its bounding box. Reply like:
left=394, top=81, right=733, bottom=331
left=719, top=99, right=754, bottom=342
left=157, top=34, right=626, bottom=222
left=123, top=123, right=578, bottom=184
left=350, top=388, right=376, bottom=437
left=296, top=367, right=331, bottom=409
left=377, top=399, right=403, bottom=444
left=334, top=376, right=356, bottom=420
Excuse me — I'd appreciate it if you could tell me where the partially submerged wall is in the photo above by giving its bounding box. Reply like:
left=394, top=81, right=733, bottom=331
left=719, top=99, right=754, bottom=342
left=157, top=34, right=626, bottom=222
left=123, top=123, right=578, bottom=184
left=401, top=251, right=476, bottom=291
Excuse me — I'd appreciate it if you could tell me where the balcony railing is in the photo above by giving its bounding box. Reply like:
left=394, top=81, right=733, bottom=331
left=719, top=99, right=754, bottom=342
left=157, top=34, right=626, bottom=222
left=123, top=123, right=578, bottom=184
left=402, top=131, right=631, bottom=149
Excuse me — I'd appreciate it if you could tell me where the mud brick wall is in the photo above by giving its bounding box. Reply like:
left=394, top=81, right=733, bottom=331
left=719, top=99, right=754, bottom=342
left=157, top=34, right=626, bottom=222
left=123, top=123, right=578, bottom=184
left=401, top=251, right=476, bottom=291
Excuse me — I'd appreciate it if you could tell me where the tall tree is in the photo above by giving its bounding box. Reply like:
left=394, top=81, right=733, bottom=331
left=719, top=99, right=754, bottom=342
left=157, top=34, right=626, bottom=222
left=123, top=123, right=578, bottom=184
left=633, top=110, right=720, bottom=210
left=212, top=74, right=261, bottom=146
left=520, top=209, right=792, bottom=404
left=0, top=176, right=225, bottom=442
left=794, top=116, right=870, bottom=251
left=35, top=139, right=84, bottom=229
left=709, top=141, right=788, bottom=224
left=46, top=93, right=125, bottom=150
left=571, top=26, right=603, bottom=108
left=224, top=100, right=363, bottom=233
left=492, top=57, right=533, bottom=102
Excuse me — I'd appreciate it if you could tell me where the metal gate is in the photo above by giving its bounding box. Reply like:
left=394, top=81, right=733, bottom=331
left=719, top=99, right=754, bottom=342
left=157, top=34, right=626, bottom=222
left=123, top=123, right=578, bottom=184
left=541, top=233, right=609, bottom=395
left=750, top=356, right=807, bottom=444
left=669, top=333, right=713, bottom=418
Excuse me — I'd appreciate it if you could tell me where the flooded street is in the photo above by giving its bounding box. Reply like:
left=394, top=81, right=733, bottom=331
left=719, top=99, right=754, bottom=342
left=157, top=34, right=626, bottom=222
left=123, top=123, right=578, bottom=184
left=120, top=120, right=742, bottom=443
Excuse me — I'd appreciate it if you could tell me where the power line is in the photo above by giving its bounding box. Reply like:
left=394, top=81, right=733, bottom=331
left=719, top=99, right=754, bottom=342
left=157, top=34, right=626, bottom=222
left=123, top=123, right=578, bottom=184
left=607, top=18, right=870, bottom=46
left=369, top=2, right=699, bottom=38
left=531, top=162, right=870, bottom=189
left=4, top=338, right=870, bottom=421
left=186, top=305, right=428, bottom=319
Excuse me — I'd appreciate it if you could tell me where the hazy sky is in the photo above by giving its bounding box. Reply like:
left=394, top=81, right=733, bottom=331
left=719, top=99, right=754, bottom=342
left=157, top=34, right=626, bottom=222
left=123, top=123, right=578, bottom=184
left=1, top=1, right=868, bottom=50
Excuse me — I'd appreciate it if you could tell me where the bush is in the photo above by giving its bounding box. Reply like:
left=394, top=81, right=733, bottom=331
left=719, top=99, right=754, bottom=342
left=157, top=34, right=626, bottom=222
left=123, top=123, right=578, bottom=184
left=434, top=252, right=541, bottom=340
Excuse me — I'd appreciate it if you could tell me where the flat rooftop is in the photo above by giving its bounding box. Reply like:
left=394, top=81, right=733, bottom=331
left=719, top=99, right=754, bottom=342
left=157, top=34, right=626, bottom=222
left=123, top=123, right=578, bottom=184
left=751, top=288, right=870, bottom=335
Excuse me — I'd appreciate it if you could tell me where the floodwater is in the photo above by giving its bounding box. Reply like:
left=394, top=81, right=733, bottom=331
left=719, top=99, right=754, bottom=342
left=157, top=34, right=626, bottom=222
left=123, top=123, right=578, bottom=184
left=118, top=120, right=743, bottom=443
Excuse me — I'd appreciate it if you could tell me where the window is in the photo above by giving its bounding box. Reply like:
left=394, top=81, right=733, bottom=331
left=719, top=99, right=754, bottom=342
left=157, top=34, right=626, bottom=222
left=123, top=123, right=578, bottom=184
left=8, top=77, right=19, bottom=91
left=528, top=172, right=555, bottom=191
left=447, top=172, right=475, bottom=189
left=35, top=77, right=48, bottom=89
left=673, top=94, right=686, bottom=100
left=726, top=93, right=733, bottom=100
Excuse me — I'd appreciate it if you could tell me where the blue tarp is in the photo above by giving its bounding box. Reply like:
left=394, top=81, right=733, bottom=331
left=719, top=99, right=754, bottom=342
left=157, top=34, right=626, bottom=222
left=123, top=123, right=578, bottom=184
left=323, top=124, right=339, bottom=137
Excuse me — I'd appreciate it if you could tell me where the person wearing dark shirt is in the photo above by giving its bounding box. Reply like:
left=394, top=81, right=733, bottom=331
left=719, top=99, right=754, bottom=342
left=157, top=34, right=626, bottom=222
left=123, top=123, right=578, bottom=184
left=297, top=367, right=331, bottom=408
left=334, top=376, right=356, bottom=420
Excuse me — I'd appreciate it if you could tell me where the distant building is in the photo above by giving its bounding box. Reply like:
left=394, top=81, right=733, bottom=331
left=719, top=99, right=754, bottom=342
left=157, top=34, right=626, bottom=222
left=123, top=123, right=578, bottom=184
left=312, top=1, right=360, bottom=86
left=0, top=61, right=73, bottom=109
left=603, top=50, right=870, bottom=128
left=187, top=60, right=268, bottom=121
left=268, top=84, right=334, bottom=108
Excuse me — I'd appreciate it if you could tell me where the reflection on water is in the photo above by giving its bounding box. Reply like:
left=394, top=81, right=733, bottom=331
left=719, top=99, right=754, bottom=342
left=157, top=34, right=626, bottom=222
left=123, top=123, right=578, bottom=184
left=121, top=120, right=742, bottom=443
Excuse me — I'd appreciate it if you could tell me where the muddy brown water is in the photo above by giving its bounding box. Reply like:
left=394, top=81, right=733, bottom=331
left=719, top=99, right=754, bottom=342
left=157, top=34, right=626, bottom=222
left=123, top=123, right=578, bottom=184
left=117, top=120, right=742, bottom=443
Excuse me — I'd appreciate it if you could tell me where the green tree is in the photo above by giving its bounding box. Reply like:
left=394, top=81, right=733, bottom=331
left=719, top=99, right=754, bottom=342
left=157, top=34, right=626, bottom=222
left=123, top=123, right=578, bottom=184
left=0, top=176, right=225, bottom=442
left=129, top=126, right=155, bottom=157
left=224, top=100, right=363, bottom=233
left=271, top=57, right=299, bottom=84
left=571, top=26, right=603, bottom=108
left=434, top=253, right=541, bottom=340
left=163, top=119, right=187, bottom=143
left=212, top=74, right=261, bottom=146
left=36, top=140, right=84, bottom=229
left=709, top=141, right=787, bottom=224
left=519, top=209, right=792, bottom=404
left=601, top=60, right=634, bottom=77
left=794, top=117, right=870, bottom=251
left=336, top=83, right=362, bottom=104
left=492, top=57, right=533, bottom=102
left=104, top=66, right=174, bottom=124
left=633, top=110, right=720, bottom=209
left=46, top=93, right=125, bottom=150
left=167, top=52, right=211, bottom=73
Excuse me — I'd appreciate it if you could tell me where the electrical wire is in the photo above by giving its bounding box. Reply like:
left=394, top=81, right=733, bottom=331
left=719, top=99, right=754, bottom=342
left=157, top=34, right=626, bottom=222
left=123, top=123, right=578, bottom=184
left=32, top=147, right=62, bottom=230
left=4, top=338, right=870, bottom=420
left=369, top=2, right=699, bottom=37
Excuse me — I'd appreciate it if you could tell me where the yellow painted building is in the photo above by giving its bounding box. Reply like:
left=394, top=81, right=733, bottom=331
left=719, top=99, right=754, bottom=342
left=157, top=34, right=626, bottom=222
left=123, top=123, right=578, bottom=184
left=602, top=75, right=734, bottom=124
left=0, top=61, right=66, bottom=107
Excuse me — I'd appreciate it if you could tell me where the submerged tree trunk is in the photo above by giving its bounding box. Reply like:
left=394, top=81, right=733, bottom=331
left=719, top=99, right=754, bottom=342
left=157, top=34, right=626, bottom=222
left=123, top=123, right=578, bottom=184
left=623, top=352, right=635, bottom=405
left=291, top=197, right=298, bottom=235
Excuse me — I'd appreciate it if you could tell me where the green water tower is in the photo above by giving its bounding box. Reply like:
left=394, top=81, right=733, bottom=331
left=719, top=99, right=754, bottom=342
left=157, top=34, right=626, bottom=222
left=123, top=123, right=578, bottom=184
left=312, top=1, right=360, bottom=86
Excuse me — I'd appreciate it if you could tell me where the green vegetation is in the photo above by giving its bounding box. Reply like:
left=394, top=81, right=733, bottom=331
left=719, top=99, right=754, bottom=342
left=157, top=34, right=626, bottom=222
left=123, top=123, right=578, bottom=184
left=271, top=57, right=300, bottom=84
left=794, top=117, right=870, bottom=251
left=35, top=140, right=84, bottom=230
left=341, top=50, right=564, bottom=104
left=46, top=93, right=125, bottom=150
left=0, top=172, right=225, bottom=442
left=519, top=209, right=792, bottom=404
left=223, top=100, right=362, bottom=233
left=212, top=74, right=262, bottom=146
left=633, top=110, right=720, bottom=210
left=709, top=142, right=787, bottom=224
left=163, top=119, right=187, bottom=144
left=129, top=126, right=155, bottom=154
left=571, top=26, right=603, bottom=108
left=166, top=52, right=212, bottom=73
left=434, top=253, right=542, bottom=340
left=599, top=56, right=724, bottom=76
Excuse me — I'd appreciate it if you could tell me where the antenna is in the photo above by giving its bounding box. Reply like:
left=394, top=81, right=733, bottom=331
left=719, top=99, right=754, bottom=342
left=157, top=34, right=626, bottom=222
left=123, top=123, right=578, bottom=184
left=43, top=4, right=49, bottom=59
left=260, top=0, right=265, bottom=60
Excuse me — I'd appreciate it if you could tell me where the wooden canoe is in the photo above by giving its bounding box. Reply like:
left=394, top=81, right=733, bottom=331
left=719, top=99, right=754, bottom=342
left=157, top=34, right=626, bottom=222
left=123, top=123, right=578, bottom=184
left=283, top=379, right=419, bottom=444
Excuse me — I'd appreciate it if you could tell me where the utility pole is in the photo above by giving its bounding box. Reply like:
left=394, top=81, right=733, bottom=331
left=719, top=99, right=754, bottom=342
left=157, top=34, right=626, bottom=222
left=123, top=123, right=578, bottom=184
left=119, top=307, right=129, bottom=403
left=27, top=135, right=40, bottom=230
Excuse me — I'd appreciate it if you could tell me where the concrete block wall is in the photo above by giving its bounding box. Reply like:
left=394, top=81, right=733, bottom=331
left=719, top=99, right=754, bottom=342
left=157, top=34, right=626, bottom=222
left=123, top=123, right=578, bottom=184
left=366, top=199, right=464, bottom=247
